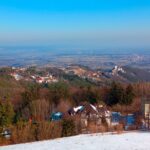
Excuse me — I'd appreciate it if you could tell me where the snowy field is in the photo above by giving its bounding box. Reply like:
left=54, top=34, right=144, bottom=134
left=1, top=132, right=150, bottom=150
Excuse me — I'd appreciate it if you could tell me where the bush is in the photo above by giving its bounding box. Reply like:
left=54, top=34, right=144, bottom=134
left=36, top=121, right=62, bottom=141
left=61, top=119, right=76, bottom=137
left=10, top=121, right=62, bottom=144
left=87, top=122, right=98, bottom=133
left=112, top=124, right=124, bottom=134
left=11, top=122, right=36, bottom=144
left=98, top=125, right=107, bottom=134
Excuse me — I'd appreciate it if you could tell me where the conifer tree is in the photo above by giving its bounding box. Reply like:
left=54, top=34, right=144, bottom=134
left=107, top=81, right=125, bottom=106
left=0, top=99, right=15, bottom=127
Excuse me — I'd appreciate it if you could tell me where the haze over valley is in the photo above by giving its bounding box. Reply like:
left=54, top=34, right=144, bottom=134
left=0, top=47, right=150, bottom=70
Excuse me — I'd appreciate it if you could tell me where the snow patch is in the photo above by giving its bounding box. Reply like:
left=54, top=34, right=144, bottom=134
left=1, top=132, right=150, bottom=150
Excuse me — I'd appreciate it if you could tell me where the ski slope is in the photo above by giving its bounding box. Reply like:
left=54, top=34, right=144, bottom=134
left=1, top=132, right=150, bottom=150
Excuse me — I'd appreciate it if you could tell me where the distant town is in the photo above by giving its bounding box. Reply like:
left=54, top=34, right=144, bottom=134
left=6, top=63, right=150, bottom=85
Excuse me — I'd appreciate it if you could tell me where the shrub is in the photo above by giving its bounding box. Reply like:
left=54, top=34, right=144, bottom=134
left=113, top=124, right=124, bottom=134
left=61, top=119, right=76, bottom=137
left=87, top=122, right=98, bottom=133
left=11, top=121, right=36, bottom=144
left=36, top=121, right=62, bottom=141
left=11, top=121, right=62, bottom=144
left=98, top=125, right=107, bottom=134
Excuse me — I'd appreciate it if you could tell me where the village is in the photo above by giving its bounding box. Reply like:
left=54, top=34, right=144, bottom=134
left=10, top=67, right=59, bottom=84
left=2, top=98, right=150, bottom=139
left=50, top=100, right=150, bottom=133
left=63, top=65, right=102, bottom=82
left=8, top=65, right=105, bottom=85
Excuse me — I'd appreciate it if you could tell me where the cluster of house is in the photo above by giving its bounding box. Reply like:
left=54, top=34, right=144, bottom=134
left=10, top=65, right=102, bottom=83
left=51, top=102, right=136, bottom=130
left=31, top=74, right=58, bottom=84
left=10, top=67, right=58, bottom=84
left=2, top=100, right=150, bottom=139
left=111, top=65, right=126, bottom=76
left=64, top=66, right=101, bottom=82
left=10, top=72, right=23, bottom=81
left=10, top=67, right=26, bottom=81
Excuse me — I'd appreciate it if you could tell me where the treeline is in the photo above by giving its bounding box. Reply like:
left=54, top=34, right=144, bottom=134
left=106, top=82, right=134, bottom=106
left=0, top=74, right=149, bottom=145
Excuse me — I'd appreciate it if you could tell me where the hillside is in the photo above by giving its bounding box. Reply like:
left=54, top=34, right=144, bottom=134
left=1, top=132, right=150, bottom=150
left=109, top=66, right=150, bottom=82
left=120, top=66, right=150, bottom=82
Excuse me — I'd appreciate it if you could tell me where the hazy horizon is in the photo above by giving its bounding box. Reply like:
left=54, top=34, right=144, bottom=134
left=0, top=0, right=150, bottom=49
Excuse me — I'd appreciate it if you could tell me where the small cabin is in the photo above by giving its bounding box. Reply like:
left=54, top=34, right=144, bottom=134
left=141, top=98, right=150, bottom=118
left=1, top=129, right=11, bottom=139
left=68, top=106, right=84, bottom=116
left=111, top=112, right=136, bottom=128
left=141, top=98, right=150, bottom=129
left=125, top=114, right=135, bottom=126
left=51, top=112, right=63, bottom=121
left=80, top=103, right=111, bottom=127
left=111, top=112, right=121, bottom=125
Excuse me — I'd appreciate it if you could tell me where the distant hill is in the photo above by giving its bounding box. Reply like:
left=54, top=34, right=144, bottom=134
left=110, top=66, right=150, bottom=82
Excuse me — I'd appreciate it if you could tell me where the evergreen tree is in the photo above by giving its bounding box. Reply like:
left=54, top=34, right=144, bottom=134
left=125, top=84, right=134, bottom=105
left=107, top=81, right=125, bottom=106
left=86, top=87, right=97, bottom=104
left=48, top=81, right=69, bottom=106
left=0, top=99, right=15, bottom=127
left=21, top=84, right=40, bottom=111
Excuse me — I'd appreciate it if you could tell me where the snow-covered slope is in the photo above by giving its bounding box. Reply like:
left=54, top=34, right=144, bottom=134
left=1, top=132, right=150, bottom=150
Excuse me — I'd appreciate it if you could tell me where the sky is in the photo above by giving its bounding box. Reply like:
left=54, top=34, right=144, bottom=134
left=0, top=0, right=150, bottom=49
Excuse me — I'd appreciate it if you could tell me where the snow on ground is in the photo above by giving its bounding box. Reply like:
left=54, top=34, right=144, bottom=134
left=1, top=132, right=150, bottom=150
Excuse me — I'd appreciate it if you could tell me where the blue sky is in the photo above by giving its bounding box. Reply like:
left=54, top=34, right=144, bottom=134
left=0, top=0, right=150, bottom=49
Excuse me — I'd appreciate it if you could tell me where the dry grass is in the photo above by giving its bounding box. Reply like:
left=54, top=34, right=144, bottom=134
left=111, top=124, right=124, bottom=134
left=10, top=121, right=62, bottom=144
